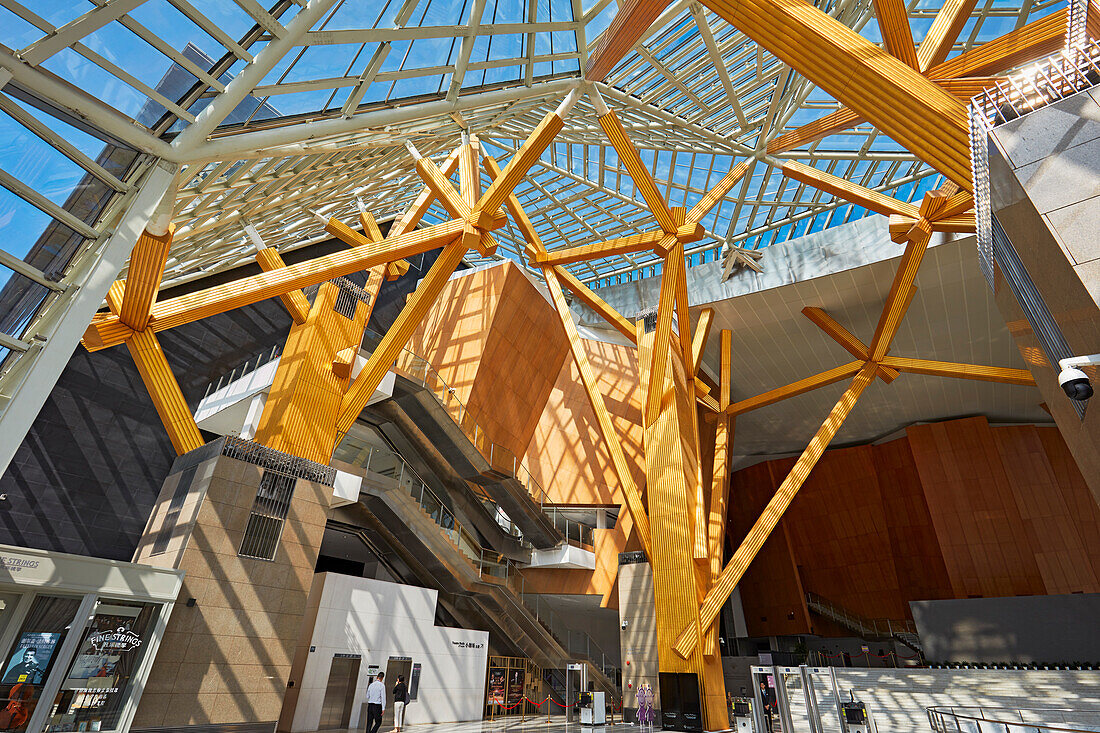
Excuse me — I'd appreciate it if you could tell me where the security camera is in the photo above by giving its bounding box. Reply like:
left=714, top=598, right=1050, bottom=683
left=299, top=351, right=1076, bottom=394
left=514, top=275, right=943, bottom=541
left=621, top=620, right=628, bottom=630
left=1057, top=355, right=1099, bottom=401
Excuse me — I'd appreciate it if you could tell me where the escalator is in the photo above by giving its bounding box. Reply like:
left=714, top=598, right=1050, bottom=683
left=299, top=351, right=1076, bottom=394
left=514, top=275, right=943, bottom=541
left=329, top=442, right=618, bottom=698
left=355, top=333, right=563, bottom=548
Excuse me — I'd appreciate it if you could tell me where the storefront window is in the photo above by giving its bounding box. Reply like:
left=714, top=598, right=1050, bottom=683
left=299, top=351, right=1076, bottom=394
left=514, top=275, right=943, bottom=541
left=0, top=595, right=82, bottom=733
left=45, top=600, right=159, bottom=733
left=0, top=594, right=25, bottom=648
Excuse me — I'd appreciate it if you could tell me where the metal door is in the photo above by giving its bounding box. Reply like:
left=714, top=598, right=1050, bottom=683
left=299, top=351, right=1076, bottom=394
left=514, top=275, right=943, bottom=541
left=320, top=656, right=361, bottom=730
left=380, top=657, right=413, bottom=729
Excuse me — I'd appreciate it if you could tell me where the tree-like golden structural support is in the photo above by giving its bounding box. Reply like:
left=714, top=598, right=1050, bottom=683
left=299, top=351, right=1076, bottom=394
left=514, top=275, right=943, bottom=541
left=670, top=184, right=1039, bottom=659
left=120, top=225, right=174, bottom=331
left=127, top=327, right=204, bottom=455
left=673, top=362, right=879, bottom=657
left=83, top=219, right=465, bottom=350
left=767, top=9, right=1065, bottom=155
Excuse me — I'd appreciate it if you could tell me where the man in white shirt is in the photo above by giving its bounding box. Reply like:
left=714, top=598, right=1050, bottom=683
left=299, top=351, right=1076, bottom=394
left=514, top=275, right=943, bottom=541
left=365, top=671, right=386, bottom=733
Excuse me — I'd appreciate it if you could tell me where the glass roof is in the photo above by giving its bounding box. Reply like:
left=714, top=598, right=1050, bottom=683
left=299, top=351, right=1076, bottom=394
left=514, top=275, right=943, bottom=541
left=0, top=0, right=1068, bottom=294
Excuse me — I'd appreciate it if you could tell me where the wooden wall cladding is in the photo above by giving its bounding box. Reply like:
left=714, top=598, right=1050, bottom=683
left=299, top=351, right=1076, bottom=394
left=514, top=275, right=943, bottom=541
left=407, top=263, right=570, bottom=461
left=729, top=416, right=1100, bottom=638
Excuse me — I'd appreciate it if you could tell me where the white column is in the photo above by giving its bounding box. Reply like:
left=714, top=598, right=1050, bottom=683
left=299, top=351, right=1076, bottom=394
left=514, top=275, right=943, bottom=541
left=0, top=162, right=176, bottom=477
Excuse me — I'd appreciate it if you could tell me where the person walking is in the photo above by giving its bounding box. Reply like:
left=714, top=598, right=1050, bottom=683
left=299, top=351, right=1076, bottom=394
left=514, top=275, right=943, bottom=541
left=365, top=672, right=386, bottom=733
left=391, top=675, right=409, bottom=732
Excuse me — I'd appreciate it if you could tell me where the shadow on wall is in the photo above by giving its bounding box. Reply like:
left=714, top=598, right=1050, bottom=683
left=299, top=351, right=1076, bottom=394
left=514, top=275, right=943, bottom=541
left=0, top=245, right=445, bottom=561
left=912, top=593, right=1100, bottom=664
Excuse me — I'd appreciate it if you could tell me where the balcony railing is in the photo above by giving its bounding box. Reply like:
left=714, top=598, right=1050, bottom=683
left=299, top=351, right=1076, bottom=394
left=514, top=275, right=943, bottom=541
left=928, top=707, right=1100, bottom=733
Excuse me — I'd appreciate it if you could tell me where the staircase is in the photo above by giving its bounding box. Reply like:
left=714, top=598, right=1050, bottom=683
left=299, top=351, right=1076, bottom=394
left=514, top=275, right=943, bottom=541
left=806, top=591, right=924, bottom=656
left=331, top=443, right=618, bottom=697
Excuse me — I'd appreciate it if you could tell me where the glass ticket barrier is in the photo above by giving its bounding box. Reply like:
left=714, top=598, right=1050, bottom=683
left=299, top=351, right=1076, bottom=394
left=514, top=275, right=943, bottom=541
left=750, top=665, right=871, bottom=733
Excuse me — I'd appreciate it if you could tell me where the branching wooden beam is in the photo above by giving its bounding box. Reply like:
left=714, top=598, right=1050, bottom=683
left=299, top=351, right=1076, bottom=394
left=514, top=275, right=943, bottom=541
left=538, top=231, right=665, bottom=266
left=687, top=160, right=752, bottom=224
left=674, top=362, right=878, bottom=658
left=701, top=0, right=973, bottom=189
left=873, top=0, right=919, bottom=68
left=477, top=89, right=579, bottom=215
left=801, top=307, right=899, bottom=383
left=781, top=161, right=920, bottom=218
left=119, top=226, right=173, bottom=331
left=726, top=360, right=864, bottom=415
left=84, top=219, right=466, bottom=350
left=585, top=0, right=674, bottom=81
left=388, top=148, right=462, bottom=238
left=127, top=328, right=204, bottom=456
left=870, top=223, right=932, bottom=361
left=767, top=108, right=863, bottom=154
left=927, top=10, right=1066, bottom=79
left=917, top=0, right=979, bottom=70
left=879, top=356, right=1036, bottom=385
left=255, top=247, right=311, bottom=325
left=591, top=90, right=678, bottom=233
left=691, top=308, right=715, bottom=375
left=554, top=266, right=640, bottom=345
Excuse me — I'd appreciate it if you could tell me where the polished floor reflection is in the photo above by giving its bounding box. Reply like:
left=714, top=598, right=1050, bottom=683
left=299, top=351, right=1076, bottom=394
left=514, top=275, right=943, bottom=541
left=305, top=719, right=657, bottom=733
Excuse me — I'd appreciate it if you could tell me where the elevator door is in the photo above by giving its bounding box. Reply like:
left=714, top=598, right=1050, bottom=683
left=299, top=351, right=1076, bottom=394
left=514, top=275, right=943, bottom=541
left=320, top=656, right=361, bottom=730
left=380, top=657, right=413, bottom=729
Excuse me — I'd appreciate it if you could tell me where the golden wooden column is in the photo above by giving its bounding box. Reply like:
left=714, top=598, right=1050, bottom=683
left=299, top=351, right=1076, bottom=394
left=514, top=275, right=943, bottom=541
left=639, top=328, right=729, bottom=731
left=254, top=279, right=373, bottom=464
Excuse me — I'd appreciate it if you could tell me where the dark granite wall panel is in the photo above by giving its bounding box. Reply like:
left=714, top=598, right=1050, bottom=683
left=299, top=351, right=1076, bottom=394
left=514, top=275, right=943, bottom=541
left=0, top=243, right=445, bottom=561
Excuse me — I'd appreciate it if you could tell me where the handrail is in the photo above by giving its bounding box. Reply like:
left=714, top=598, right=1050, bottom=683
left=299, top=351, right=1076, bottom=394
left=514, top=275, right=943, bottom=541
left=806, top=591, right=917, bottom=637
left=360, top=329, right=602, bottom=547
left=333, top=438, right=491, bottom=563
left=361, top=328, right=553, bottom=507
left=928, top=706, right=1100, bottom=733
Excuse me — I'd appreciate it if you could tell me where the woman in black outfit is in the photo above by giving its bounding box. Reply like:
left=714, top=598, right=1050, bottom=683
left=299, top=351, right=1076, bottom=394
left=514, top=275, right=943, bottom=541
left=392, top=675, right=409, bottom=732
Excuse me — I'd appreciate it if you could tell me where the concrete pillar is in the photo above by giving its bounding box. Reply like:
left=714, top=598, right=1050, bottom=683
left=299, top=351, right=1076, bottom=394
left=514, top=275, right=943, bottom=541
left=987, top=87, right=1100, bottom=502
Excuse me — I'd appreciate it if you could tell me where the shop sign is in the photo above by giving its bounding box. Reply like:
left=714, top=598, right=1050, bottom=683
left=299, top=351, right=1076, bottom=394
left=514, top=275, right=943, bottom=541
left=451, top=640, right=484, bottom=649
left=88, top=627, right=143, bottom=654
left=0, top=556, right=40, bottom=573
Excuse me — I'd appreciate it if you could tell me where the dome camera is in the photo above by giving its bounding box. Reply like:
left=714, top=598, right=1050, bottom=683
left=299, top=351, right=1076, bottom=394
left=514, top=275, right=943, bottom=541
left=1059, top=366, right=1093, bottom=400
left=1057, top=355, right=1099, bottom=401
left=621, top=620, right=628, bottom=630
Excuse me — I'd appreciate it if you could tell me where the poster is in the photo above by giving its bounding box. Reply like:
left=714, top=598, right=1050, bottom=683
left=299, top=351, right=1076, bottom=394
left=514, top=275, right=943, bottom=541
left=2, top=632, right=61, bottom=684
left=487, top=668, right=506, bottom=705
left=506, top=669, right=524, bottom=707
left=408, top=664, right=421, bottom=701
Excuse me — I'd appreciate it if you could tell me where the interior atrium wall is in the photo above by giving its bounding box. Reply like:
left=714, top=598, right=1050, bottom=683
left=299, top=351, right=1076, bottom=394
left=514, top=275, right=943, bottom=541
left=0, top=244, right=442, bottom=561
left=403, top=261, right=645, bottom=604
left=730, top=416, right=1099, bottom=639
left=988, top=87, right=1100, bottom=502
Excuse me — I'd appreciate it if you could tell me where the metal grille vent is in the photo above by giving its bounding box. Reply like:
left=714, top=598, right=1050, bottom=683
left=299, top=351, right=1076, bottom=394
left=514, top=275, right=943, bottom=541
left=222, top=436, right=336, bottom=486
left=239, top=471, right=296, bottom=561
